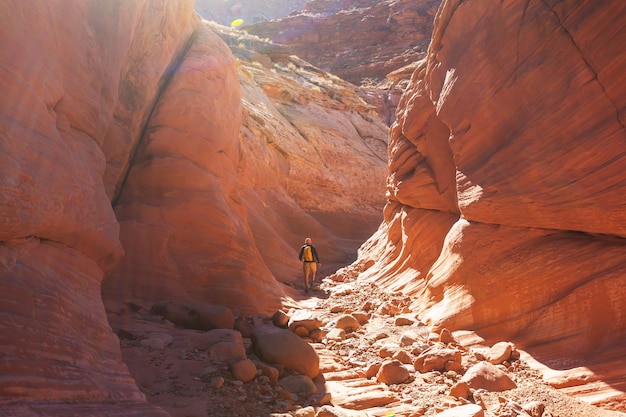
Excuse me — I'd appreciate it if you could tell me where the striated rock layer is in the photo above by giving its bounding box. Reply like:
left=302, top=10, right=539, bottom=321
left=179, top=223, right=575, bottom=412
left=356, top=0, right=626, bottom=410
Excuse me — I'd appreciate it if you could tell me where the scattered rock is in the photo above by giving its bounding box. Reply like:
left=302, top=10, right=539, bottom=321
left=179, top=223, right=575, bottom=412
left=350, top=312, right=370, bottom=325
left=376, top=359, right=410, bottom=385
left=330, top=305, right=345, bottom=313
left=279, top=374, right=317, bottom=396
left=294, top=326, right=310, bottom=338
left=272, top=310, right=290, bottom=328
left=449, top=381, right=471, bottom=399
left=413, top=347, right=462, bottom=373
left=394, top=314, right=417, bottom=326
left=252, top=360, right=280, bottom=383
left=208, top=376, right=225, bottom=389
left=334, top=314, right=360, bottom=332
left=365, top=362, right=382, bottom=379
left=523, top=401, right=546, bottom=417
left=399, top=330, right=420, bottom=346
left=310, top=328, right=325, bottom=342
left=377, top=301, right=400, bottom=316
left=315, top=405, right=356, bottom=417
left=485, top=341, right=514, bottom=365
left=189, top=328, right=243, bottom=350
left=230, top=359, right=257, bottom=382
left=288, top=310, right=324, bottom=333
left=139, top=338, right=165, bottom=350
left=392, top=349, right=413, bottom=364
left=379, top=343, right=400, bottom=358
left=461, top=361, right=517, bottom=392
left=326, top=328, right=346, bottom=341
left=293, top=406, right=316, bottom=417
left=439, top=328, right=457, bottom=345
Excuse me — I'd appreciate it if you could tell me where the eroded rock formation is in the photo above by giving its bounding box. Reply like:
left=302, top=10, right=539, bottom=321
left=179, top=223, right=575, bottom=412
left=103, top=23, right=389, bottom=314
left=1, top=0, right=387, bottom=414
left=356, top=0, right=626, bottom=410
left=243, top=0, right=441, bottom=85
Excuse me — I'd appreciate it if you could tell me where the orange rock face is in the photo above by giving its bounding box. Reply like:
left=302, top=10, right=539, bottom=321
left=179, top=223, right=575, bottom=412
left=358, top=0, right=626, bottom=410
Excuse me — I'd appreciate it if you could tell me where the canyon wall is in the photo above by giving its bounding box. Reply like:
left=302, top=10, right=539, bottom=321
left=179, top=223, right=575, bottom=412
left=0, top=1, right=198, bottom=414
left=356, top=0, right=626, bottom=409
left=0, top=1, right=387, bottom=414
left=103, top=24, right=389, bottom=315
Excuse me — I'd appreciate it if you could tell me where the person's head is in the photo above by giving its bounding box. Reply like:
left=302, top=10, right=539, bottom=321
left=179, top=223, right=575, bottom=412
left=304, top=237, right=312, bottom=245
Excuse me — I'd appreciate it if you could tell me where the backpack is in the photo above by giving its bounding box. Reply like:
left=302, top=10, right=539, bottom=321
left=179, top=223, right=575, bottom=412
left=302, top=245, right=313, bottom=261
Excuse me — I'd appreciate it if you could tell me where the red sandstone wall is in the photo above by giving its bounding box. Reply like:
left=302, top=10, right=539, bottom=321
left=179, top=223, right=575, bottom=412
left=357, top=0, right=626, bottom=407
left=0, top=1, right=198, bottom=414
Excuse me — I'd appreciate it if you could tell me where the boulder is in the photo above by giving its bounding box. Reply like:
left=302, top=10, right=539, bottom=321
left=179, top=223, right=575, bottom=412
left=272, top=310, right=290, bottom=328
left=413, top=347, right=462, bottom=373
left=376, top=360, right=409, bottom=385
left=288, top=310, right=324, bottom=333
left=449, top=381, right=471, bottom=399
left=278, top=374, right=317, bottom=396
left=485, top=342, right=513, bottom=365
left=334, top=314, right=361, bottom=332
left=230, top=359, right=257, bottom=383
left=251, top=324, right=319, bottom=378
left=150, top=301, right=234, bottom=330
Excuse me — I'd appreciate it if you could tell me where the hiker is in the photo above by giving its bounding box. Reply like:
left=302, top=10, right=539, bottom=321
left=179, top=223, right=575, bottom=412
left=298, top=237, right=321, bottom=293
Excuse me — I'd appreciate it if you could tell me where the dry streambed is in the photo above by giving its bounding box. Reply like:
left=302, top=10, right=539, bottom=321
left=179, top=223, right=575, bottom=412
left=109, top=268, right=622, bottom=417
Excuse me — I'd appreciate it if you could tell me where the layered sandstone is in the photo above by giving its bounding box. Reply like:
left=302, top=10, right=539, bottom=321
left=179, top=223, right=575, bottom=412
left=356, top=0, right=626, bottom=410
left=243, top=0, right=441, bottom=85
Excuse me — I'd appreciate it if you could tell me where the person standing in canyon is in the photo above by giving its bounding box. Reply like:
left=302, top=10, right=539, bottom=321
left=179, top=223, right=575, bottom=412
left=298, top=237, right=321, bottom=293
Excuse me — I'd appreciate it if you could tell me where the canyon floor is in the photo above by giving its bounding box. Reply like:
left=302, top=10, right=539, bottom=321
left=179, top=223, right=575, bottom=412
left=108, top=269, right=625, bottom=417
